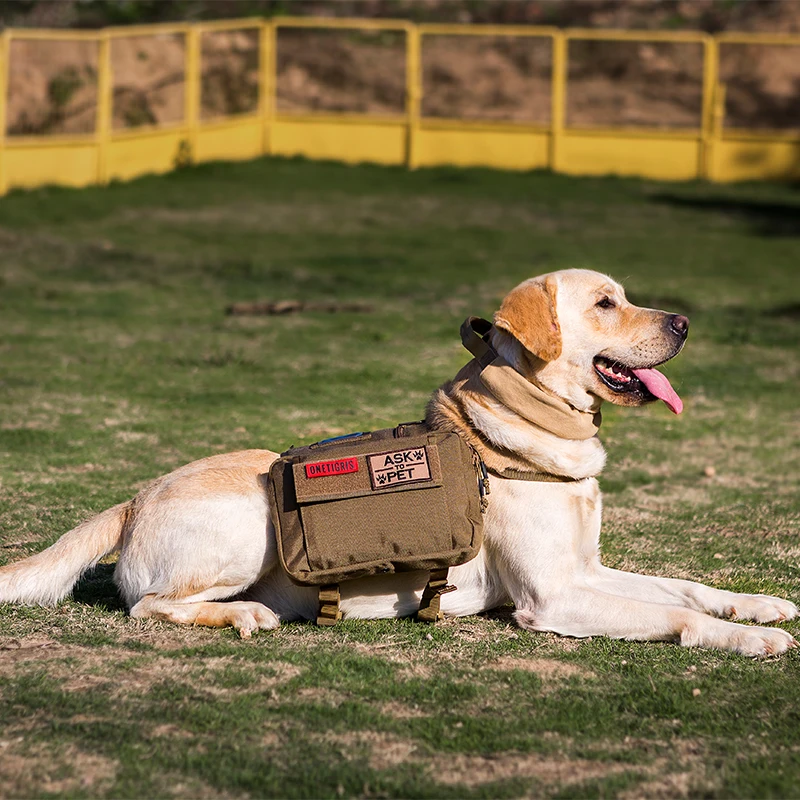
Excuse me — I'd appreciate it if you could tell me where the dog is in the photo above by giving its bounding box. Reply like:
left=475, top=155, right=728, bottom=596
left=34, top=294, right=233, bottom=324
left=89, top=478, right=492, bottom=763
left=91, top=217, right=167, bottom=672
left=0, top=269, right=796, bottom=656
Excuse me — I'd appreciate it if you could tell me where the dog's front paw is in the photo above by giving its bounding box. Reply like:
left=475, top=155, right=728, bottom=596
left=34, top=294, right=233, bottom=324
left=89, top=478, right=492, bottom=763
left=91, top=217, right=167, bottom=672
left=724, top=595, right=798, bottom=624
left=733, top=626, right=797, bottom=658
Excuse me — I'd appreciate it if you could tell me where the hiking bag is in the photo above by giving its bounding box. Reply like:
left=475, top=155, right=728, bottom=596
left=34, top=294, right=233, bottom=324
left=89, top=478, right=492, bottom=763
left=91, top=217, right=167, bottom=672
left=267, top=422, right=488, bottom=625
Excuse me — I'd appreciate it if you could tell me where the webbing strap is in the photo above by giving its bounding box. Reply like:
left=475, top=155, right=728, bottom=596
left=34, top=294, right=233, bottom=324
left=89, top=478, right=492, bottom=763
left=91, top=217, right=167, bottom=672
left=417, top=568, right=457, bottom=623
left=317, top=576, right=458, bottom=625
left=317, top=584, right=342, bottom=626
left=460, top=317, right=497, bottom=369
left=486, top=464, right=583, bottom=483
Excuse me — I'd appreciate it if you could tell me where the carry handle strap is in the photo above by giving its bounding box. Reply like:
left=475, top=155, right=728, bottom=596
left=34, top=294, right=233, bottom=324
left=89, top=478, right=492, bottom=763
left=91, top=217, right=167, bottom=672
left=460, top=317, right=497, bottom=369
left=417, top=568, right=457, bottom=623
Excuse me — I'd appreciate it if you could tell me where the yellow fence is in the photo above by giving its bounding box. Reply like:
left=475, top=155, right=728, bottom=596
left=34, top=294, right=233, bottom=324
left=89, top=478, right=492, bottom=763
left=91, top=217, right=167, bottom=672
left=1, top=17, right=798, bottom=193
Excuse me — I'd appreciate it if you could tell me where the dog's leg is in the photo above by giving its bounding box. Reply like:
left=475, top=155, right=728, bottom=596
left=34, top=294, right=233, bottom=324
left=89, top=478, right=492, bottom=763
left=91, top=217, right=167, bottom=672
left=489, top=480, right=795, bottom=654
left=587, top=566, right=798, bottom=623
left=130, top=593, right=279, bottom=638
left=513, top=587, right=797, bottom=657
left=114, top=481, right=282, bottom=635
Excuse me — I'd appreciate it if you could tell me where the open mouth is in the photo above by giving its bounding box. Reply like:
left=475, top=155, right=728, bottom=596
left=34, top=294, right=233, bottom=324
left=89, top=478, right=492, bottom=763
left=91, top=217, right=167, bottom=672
left=593, top=356, right=683, bottom=414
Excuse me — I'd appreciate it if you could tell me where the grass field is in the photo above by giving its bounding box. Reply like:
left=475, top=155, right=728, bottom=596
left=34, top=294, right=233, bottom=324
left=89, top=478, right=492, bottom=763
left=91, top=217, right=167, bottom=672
left=0, top=157, right=798, bottom=799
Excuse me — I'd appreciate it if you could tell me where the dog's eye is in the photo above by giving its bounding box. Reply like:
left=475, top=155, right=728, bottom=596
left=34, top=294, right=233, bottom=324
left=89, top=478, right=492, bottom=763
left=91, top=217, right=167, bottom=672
left=596, top=297, right=615, bottom=309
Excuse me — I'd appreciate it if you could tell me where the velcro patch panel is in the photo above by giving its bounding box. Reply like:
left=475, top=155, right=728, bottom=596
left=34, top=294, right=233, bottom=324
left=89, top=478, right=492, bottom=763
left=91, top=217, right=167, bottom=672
left=305, top=457, right=359, bottom=479
left=367, top=447, right=431, bottom=489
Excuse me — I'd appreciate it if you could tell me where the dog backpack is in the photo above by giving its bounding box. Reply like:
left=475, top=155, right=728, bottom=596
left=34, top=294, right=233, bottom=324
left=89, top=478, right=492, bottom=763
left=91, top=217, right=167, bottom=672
left=267, top=422, right=488, bottom=625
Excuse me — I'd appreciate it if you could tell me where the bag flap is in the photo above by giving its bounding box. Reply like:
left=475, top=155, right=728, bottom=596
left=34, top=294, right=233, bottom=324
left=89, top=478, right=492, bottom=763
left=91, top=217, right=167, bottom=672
left=267, top=426, right=485, bottom=588
left=292, top=442, right=443, bottom=504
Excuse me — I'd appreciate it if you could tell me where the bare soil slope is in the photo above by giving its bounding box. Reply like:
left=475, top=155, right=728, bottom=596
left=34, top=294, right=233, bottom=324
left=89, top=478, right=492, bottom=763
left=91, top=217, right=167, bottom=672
left=6, top=0, right=800, bottom=135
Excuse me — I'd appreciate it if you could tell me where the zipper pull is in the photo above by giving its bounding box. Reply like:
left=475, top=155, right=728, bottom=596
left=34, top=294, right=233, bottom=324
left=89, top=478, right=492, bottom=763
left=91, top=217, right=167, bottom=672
left=477, top=457, right=490, bottom=513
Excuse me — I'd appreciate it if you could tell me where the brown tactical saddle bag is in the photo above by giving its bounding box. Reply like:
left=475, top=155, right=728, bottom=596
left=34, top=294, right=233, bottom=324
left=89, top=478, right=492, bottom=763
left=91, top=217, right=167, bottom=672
left=267, top=422, right=488, bottom=624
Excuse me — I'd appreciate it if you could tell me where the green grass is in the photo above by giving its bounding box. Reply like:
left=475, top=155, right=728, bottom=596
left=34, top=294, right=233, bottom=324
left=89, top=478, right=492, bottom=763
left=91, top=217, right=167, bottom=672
left=0, top=157, right=799, bottom=798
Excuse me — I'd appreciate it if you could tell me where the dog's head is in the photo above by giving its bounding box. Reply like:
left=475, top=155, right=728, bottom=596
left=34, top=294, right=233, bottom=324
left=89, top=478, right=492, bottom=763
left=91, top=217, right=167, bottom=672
left=492, top=269, right=688, bottom=414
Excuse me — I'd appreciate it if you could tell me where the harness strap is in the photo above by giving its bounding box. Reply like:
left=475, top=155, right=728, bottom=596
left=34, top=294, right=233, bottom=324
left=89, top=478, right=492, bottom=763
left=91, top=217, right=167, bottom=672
left=460, top=316, right=497, bottom=369
left=317, top=584, right=342, bottom=626
left=316, top=573, right=460, bottom=626
left=486, top=465, right=584, bottom=483
left=417, top=568, right=457, bottom=623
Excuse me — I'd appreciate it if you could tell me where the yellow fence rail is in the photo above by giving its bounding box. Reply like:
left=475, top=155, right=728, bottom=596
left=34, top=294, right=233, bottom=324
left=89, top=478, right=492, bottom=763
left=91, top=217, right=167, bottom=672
left=1, top=17, right=799, bottom=193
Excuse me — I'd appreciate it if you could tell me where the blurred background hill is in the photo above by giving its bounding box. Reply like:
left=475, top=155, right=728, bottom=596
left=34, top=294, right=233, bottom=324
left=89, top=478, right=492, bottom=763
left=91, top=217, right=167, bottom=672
left=3, top=0, right=799, bottom=136
left=3, top=0, right=800, bottom=32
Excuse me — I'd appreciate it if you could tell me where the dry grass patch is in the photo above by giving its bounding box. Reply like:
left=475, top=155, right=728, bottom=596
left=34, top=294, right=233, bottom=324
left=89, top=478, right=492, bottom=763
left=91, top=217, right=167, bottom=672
left=314, top=728, right=662, bottom=794
left=113, top=656, right=303, bottom=699
left=617, top=741, right=713, bottom=799
left=0, top=741, right=118, bottom=796
left=151, top=723, right=196, bottom=739
left=396, top=662, right=435, bottom=681
left=163, top=777, right=246, bottom=800
left=0, top=637, right=101, bottom=677
left=603, top=505, right=658, bottom=529
left=294, top=686, right=349, bottom=706
left=0, top=636, right=303, bottom=700
left=0, top=639, right=156, bottom=696
left=0, top=635, right=61, bottom=653
left=350, top=638, right=404, bottom=657
left=485, top=656, right=595, bottom=690
left=620, top=770, right=697, bottom=799
left=630, top=484, right=712, bottom=511
left=767, top=542, right=800, bottom=560
left=118, top=621, right=229, bottom=650
left=378, top=700, right=429, bottom=719
left=321, top=730, right=419, bottom=771
left=451, top=617, right=522, bottom=644
left=428, top=750, right=632, bottom=789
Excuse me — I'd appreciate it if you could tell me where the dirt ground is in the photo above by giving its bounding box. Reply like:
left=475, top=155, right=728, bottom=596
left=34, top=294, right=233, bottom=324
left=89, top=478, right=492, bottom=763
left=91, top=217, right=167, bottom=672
left=5, top=1, right=800, bottom=135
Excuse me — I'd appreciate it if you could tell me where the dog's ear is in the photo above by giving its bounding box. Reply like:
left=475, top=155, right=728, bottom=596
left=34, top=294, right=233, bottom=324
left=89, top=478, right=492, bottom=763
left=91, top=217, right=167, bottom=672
left=493, top=276, right=562, bottom=361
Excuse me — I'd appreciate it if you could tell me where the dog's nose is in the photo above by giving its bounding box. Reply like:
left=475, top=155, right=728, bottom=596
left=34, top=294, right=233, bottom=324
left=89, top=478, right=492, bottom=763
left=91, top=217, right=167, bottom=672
left=669, top=314, right=690, bottom=339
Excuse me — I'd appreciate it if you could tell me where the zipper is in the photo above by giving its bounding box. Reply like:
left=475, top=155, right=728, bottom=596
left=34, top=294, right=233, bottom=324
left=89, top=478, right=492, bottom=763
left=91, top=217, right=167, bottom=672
left=471, top=448, right=491, bottom=513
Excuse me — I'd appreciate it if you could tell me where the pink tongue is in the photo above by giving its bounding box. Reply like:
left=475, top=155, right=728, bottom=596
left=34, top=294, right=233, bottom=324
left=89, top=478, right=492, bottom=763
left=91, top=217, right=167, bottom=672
left=631, top=368, right=683, bottom=415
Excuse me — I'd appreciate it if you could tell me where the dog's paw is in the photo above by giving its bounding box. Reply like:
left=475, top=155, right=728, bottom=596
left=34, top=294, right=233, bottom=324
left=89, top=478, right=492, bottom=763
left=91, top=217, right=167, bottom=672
left=513, top=608, right=539, bottom=631
left=732, top=626, right=797, bottom=658
left=229, top=602, right=280, bottom=638
left=724, top=595, right=798, bottom=624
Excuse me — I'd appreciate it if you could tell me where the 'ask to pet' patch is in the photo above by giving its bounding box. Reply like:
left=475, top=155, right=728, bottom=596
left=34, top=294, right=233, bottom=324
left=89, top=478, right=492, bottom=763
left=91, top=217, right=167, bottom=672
left=367, top=447, right=431, bottom=489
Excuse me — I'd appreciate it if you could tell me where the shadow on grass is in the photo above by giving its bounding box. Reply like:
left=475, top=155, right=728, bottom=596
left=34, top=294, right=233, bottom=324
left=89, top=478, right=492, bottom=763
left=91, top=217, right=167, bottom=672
left=481, top=606, right=517, bottom=625
left=69, top=566, right=524, bottom=628
left=73, top=563, right=126, bottom=612
left=650, top=193, right=800, bottom=238
left=765, top=303, right=800, bottom=320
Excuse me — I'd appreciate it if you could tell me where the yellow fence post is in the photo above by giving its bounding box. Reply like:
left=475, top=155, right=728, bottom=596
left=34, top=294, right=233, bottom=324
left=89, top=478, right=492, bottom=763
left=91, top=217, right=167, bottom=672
left=713, top=83, right=726, bottom=138
left=260, top=19, right=275, bottom=155
left=550, top=31, right=567, bottom=173
left=405, top=24, right=421, bottom=169
left=700, top=35, right=719, bottom=181
left=95, top=33, right=112, bottom=184
left=184, top=25, right=201, bottom=163
left=0, top=31, right=9, bottom=196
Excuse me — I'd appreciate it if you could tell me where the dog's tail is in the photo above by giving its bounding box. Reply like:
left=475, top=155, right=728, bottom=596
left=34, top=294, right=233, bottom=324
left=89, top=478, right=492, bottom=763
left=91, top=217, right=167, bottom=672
left=0, top=501, right=131, bottom=606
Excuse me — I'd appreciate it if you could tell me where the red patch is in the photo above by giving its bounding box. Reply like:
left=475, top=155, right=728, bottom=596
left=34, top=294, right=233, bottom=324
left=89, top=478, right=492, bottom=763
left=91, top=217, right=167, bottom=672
left=305, top=457, right=359, bottom=479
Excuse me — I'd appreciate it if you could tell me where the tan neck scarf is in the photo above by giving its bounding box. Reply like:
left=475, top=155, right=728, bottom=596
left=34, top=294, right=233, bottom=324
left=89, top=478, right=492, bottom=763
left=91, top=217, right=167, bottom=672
left=460, top=317, right=601, bottom=441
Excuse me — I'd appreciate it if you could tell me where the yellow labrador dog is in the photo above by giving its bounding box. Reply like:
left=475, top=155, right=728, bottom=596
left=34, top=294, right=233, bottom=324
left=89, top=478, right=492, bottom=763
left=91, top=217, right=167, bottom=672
left=1, top=269, right=796, bottom=656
